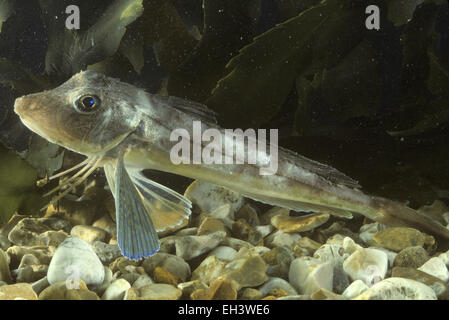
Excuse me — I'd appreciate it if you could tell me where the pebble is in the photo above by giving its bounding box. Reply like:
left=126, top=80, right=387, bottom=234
left=271, top=213, right=330, bottom=233
left=184, top=181, right=244, bottom=214
left=120, top=272, right=141, bottom=285
left=353, top=277, right=437, bottom=300
left=418, top=257, right=449, bottom=282
left=0, top=234, right=10, bottom=251
left=254, top=225, right=273, bottom=238
left=208, top=204, right=235, bottom=229
left=311, top=288, right=347, bottom=300
left=39, top=280, right=99, bottom=300
left=392, top=266, right=449, bottom=299
left=342, top=280, right=369, bottom=299
left=394, top=246, right=429, bottom=268
left=260, top=207, right=289, bottom=225
left=259, top=277, right=297, bottom=296
left=47, top=237, right=105, bottom=286
left=208, top=246, right=237, bottom=261
left=197, top=217, right=227, bottom=236
left=231, top=219, right=263, bottom=245
left=143, top=252, right=191, bottom=282
left=92, top=266, right=113, bottom=296
left=370, top=247, right=397, bottom=268
left=38, top=217, right=73, bottom=233
left=295, top=237, right=322, bottom=255
left=177, top=280, right=207, bottom=299
left=71, top=225, right=108, bottom=244
left=0, top=249, right=12, bottom=283
left=262, top=247, right=294, bottom=279
left=240, top=288, right=263, bottom=300
left=92, top=241, right=122, bottom=265
left=289, top=257, right=333, bottom=295
left=0, top=283, right=38, bottom=300
left=110, top=256, right=140, bottom=274
left=138, top=283, right=182, bottom=300
left=101, top=279, right=131, bottom=300
left=191, top=256, right=227, bottom=285
left=221, top=237, right=253, bottom=251
left=15, top=265, right=48, bottom=283
left=318, top=223, right=360, bottom=244
left=220, top=253, right=268, bottom=290
left=132, top=275, right=154, bottom=289
left=191, top=278, right=237, bottom=300
left=342, top=237, right=362, bottom=255
left=8, top=218, right=68, bottom=247
left=92, top=214, right=117, bottom=237
left=153, top=267, right=180, bottom=286
left=158, top=235, right=177, bottom=254
left=439, top=250, right=449, bottom=266
left=370, top=227, right=431, bottom=252
left=176, top=227, right=198, bottom=236
left=343, top=247, right=388, bottom=286
left=45, top=198, right=99, bottom=226
left=37, top=231, right=69, bottom=247
left=265, top=230, right=301, bottom=249
left=313, top=244, right=346, bottom=268
left=333, top=266, right=351, bottom=294
left=7, top=246, right=55, bottom=267
left=7, top=218, right=51, bottom=246
left=18, top=253, right=40, bottom=269
left=31, top=276, right=49, bottom=295
left=175, top=231, right=226, bottom=260
left=359, top=222, right=386, bottom=244
left=236, top=204, right=260, bottom=227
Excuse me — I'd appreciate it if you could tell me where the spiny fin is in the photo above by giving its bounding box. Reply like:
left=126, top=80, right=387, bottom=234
left=113, top=156, right=160, bottom=261
left=128, top=169, right=192, bottom=233
left=149, top=94, right=218, bottom=125
left=278, top=146, right=361, bottom=189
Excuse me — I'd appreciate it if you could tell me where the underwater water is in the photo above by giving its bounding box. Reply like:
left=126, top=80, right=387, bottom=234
left=0, top=0, right=449, bottom=302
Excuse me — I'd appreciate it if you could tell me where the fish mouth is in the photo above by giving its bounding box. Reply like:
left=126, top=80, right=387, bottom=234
left=13, top=95, right=64, bottom=145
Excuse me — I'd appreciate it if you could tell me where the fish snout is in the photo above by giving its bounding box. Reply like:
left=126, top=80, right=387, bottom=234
left=14, top=95, right=34, bottom=117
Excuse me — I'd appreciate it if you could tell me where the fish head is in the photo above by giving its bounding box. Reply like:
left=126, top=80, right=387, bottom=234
left=14, top=70, right=142, bottom=156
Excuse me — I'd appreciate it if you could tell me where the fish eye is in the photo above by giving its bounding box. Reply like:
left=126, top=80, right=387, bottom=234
left=75, top=94, right=101, bottom=113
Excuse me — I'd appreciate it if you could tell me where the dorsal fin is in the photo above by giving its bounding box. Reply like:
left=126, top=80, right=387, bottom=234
left=150, top=94, right=218, bottom=125
left=278, top=146, right=361, bottom=189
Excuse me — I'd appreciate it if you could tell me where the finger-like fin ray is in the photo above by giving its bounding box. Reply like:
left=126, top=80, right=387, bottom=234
left=40, top=157, right=102, bottom=211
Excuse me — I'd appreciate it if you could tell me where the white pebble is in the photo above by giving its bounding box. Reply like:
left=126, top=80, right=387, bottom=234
left=342, top=280, right=369, bottom=299
left=343, top=248, right=388, bottom=286
left=47, top=237, right=105, bottom=286
left=418, top=257, right=449, bottom=282
left=288, top=257, right=333, bottom=295
left=101, top=279, right=130, bottom=300
left=353, top=278, right=437, bottom=300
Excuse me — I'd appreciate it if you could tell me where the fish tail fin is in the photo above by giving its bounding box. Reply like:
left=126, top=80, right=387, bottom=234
left=371, top=197, right=449, bottom=239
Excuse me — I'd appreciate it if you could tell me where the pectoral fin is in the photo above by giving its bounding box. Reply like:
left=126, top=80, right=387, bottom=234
left=108, top=156, right=160, bottom=261
left=128, top=169, right=192, bottom=233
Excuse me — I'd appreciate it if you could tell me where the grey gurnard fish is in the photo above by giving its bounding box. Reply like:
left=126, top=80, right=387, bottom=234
left=13, top=71, right=449, bottom=260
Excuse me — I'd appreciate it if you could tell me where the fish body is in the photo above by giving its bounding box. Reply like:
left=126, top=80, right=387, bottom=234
left=13, top=71, right=449, bottom=260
